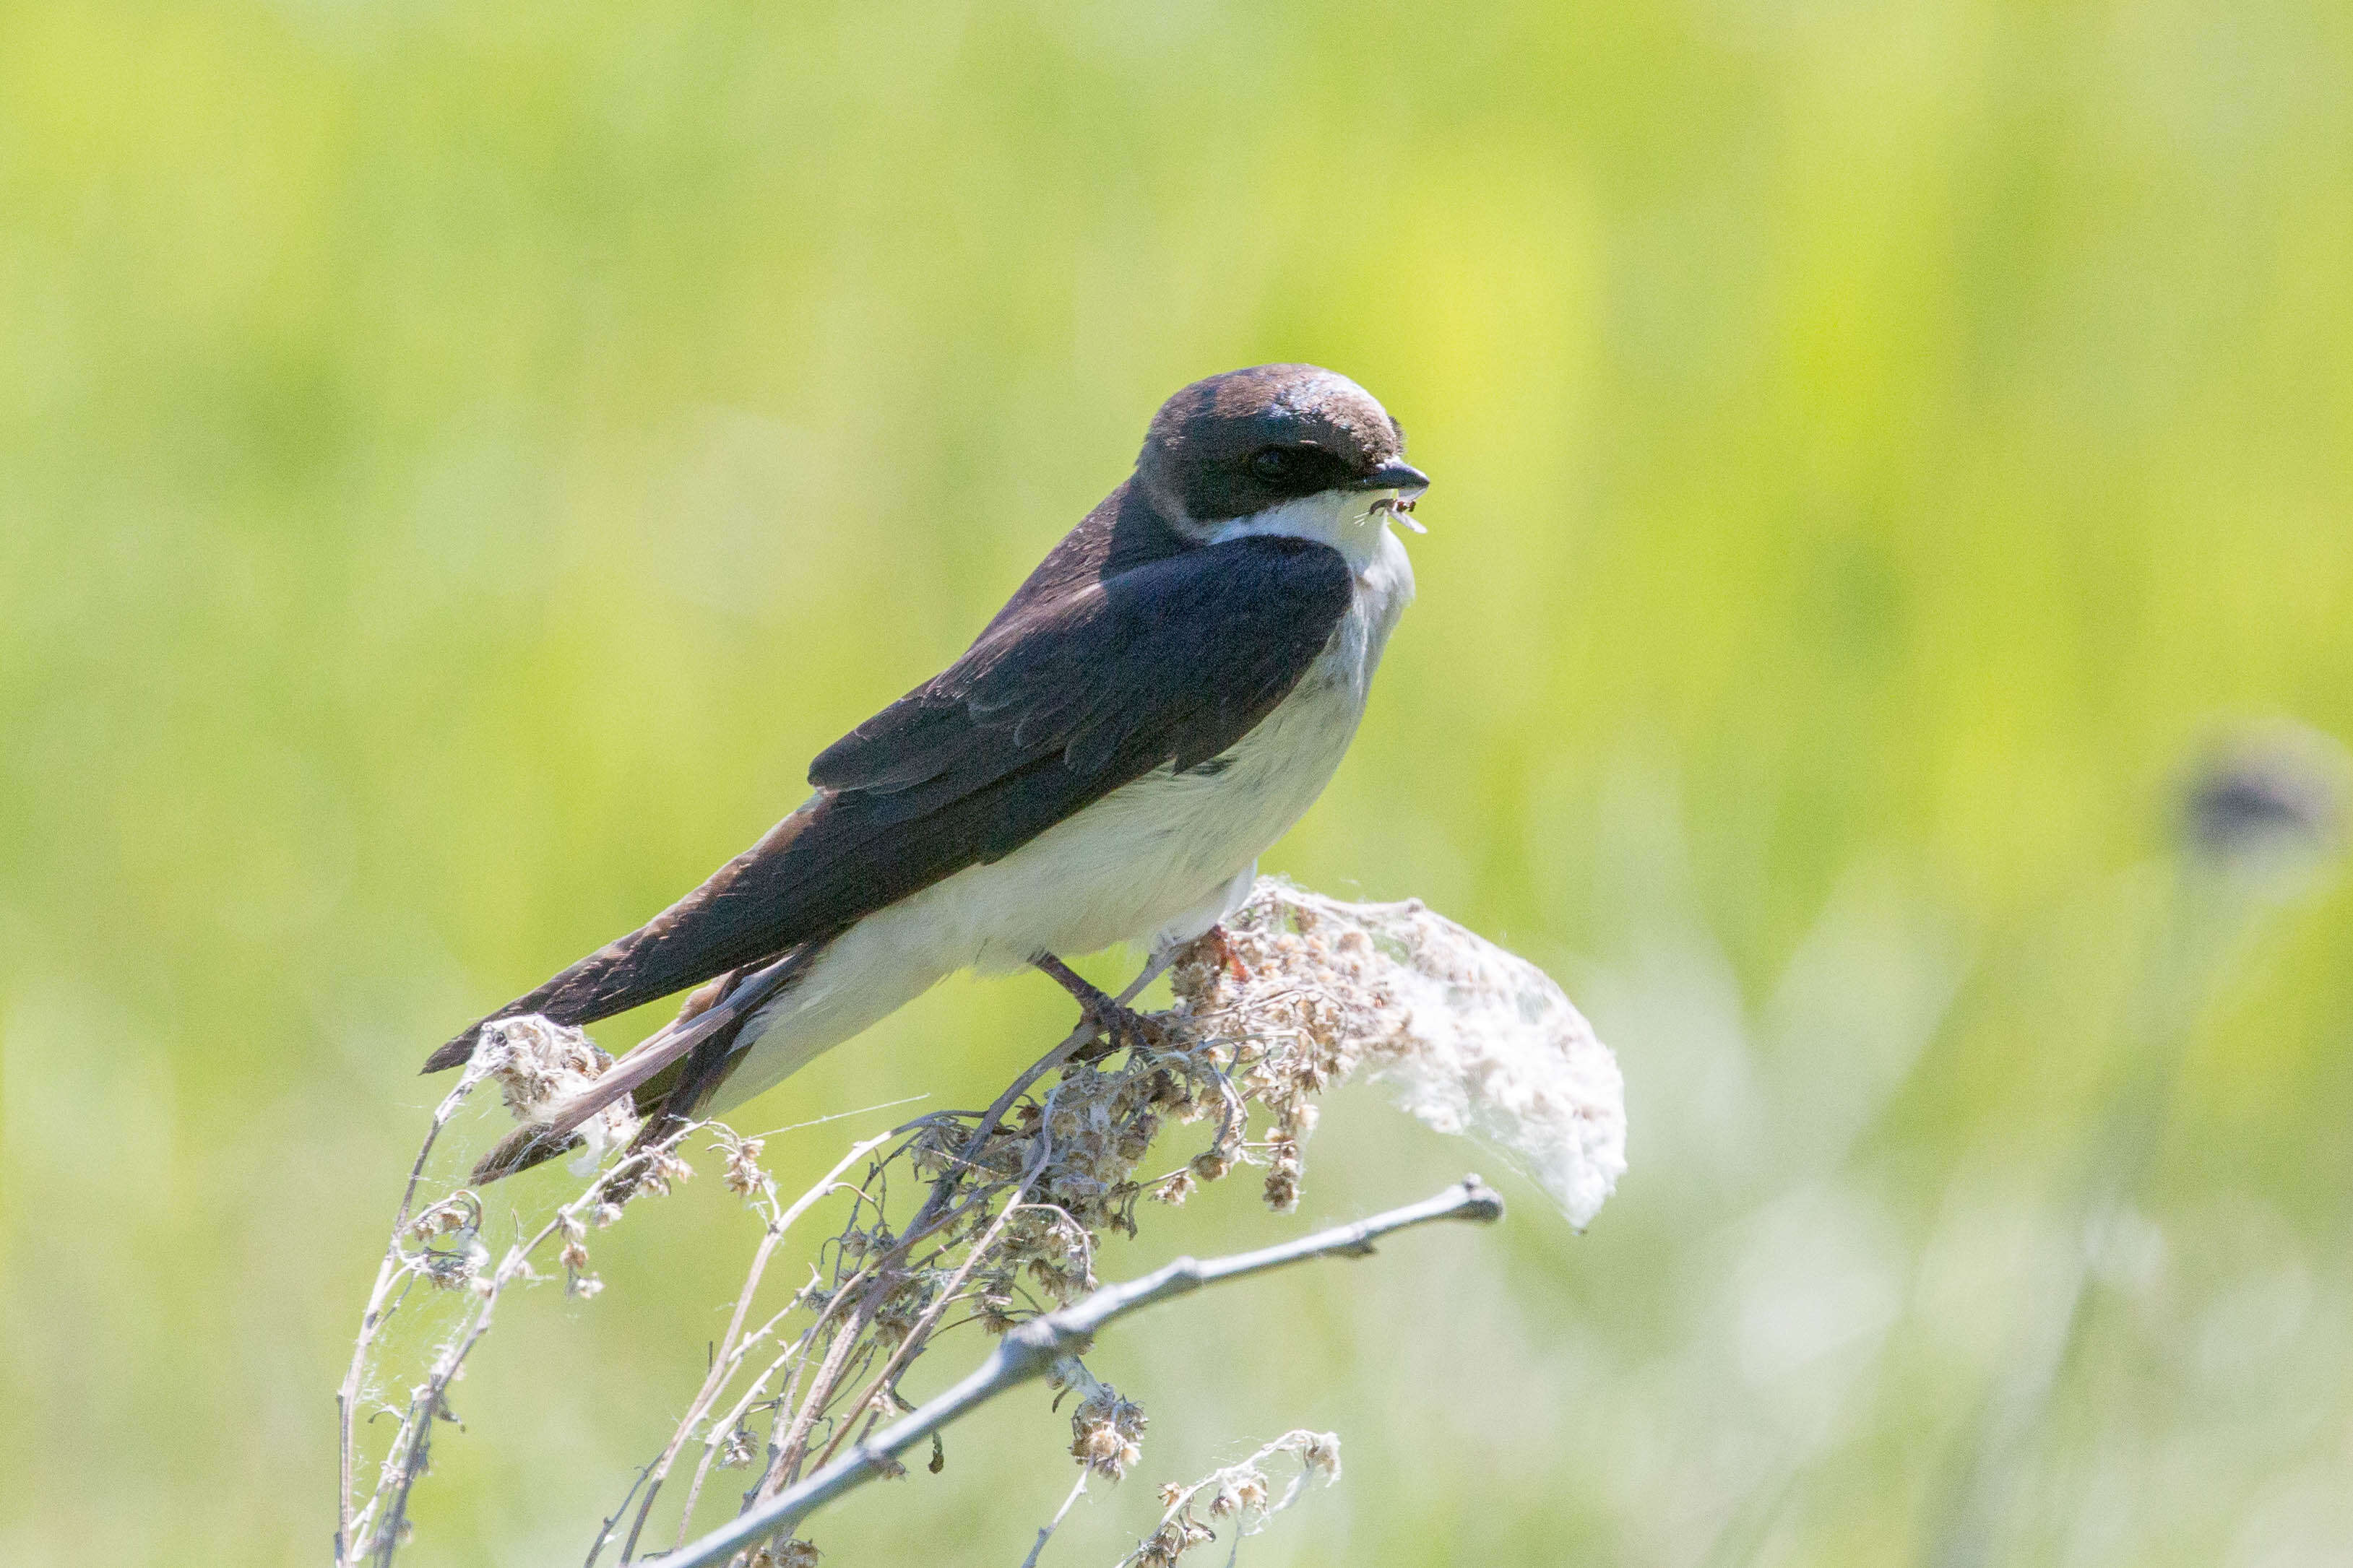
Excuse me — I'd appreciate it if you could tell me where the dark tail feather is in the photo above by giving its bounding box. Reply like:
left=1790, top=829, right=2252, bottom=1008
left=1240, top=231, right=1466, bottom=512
left=421, top=927, right=677, bottom=1075
left=585, top=1017, right=754, bottom=1192
left=423, top=804, right=838, bottom=1077
left=465, top=1002, right=752, bottom=1187
left=465, top=1049, right=683, bottom=1183
left=423, top=1016, right=500, bottom=1074
left=468, top=1121, right=585, bottom=1184
left=463, top=948, right=818, bottom=1186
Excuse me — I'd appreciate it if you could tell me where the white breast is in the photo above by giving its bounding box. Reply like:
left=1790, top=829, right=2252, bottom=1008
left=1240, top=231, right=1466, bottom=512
left=902, top=514, right=1415, bottom=971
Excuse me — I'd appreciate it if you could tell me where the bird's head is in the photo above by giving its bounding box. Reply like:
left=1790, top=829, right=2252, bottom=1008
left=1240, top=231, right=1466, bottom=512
left=1135, top=365, right=1429, bottom=552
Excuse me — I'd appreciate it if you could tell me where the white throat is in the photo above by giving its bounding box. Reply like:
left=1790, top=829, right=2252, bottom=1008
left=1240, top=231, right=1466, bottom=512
left=1204, top=488, right=1406, bottom=573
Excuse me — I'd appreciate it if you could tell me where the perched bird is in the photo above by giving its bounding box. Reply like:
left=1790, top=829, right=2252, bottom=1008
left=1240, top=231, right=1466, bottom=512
left=427, top=364, right=1429, bottom=1177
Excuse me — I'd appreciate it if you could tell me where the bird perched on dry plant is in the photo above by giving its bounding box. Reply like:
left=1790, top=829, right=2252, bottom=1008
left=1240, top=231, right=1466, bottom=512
left=423, top=365, right=1430, bottom=1177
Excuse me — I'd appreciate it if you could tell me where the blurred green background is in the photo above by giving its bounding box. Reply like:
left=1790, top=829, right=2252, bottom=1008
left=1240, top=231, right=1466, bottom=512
left=7, top=0, right=2353, bottom=1563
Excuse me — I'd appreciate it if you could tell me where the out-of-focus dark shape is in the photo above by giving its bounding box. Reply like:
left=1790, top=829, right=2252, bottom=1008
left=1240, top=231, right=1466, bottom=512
left=2180, top=722, right=2352, bottom=874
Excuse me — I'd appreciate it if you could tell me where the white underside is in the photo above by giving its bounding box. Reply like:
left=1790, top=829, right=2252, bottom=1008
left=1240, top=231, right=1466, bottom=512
left=710, top=493, right=1415, bottom=1111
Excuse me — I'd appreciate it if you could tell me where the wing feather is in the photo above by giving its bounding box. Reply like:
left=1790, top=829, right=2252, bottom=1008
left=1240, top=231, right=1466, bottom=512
left=426, top=534, right=1354, bottom=1072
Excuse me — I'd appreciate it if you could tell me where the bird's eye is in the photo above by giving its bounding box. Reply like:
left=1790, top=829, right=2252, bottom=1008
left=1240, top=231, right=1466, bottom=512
left=1248, top=447, right=1297, bottom=481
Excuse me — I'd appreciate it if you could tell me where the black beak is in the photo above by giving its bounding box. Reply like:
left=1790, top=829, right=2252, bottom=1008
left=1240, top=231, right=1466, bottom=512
left=1350, top=459, right=1430, bottom=498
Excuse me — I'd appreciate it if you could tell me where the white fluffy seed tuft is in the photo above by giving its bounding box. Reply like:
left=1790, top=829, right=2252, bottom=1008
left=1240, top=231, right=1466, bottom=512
left=1176, top=879, right=1627, bottom=1228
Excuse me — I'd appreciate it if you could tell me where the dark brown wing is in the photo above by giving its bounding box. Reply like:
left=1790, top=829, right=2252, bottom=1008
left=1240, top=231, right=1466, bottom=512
left=424, top=533, right=1355, bottom=1072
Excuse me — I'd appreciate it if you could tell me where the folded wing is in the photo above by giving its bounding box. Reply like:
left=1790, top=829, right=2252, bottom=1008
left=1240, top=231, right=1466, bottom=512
left=424, top=534, right=1354, bottom=1072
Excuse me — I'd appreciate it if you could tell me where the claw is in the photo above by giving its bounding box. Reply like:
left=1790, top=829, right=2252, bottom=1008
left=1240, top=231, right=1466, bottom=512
left=1072, top=992, right=1170, bottom=1060
left=1032, top=952, right=1171, bottom=1060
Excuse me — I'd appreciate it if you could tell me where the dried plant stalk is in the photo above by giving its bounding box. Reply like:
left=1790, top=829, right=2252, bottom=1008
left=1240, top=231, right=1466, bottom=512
left=339, top=880, right=1621, bottom=1567
left=659, top=1179, right=1502, bottom=1568
left=1119, top=1429, right=1344, bottom=1567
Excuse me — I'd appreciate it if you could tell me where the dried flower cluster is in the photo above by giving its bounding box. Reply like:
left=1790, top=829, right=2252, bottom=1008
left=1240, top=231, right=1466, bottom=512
left=1054, top=1358, right=1151, bottom=1481
left=477, top=1012, right=644, bottom=1165
left=1172, top=879, right=1628, bottom=1226
left=899, top=1031, right=1243, bottom=1319
left=337, top=1023, right=709, bottom=1567
left=1121, top=1430, right=1344, bottom=1567
left=341, top=881, right=1615, bottom=1567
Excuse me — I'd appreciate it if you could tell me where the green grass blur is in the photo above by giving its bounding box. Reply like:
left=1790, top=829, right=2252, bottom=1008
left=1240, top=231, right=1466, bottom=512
left=6, top=0, right=2353, bottom=1563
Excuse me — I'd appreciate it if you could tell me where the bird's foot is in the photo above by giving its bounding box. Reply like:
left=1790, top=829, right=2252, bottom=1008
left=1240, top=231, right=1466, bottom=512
left=1032, top=953, right=1173, bottom=1061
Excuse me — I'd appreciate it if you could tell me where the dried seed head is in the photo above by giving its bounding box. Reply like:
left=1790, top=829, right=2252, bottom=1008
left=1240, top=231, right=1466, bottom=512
left=472, top=1014, right=642, bottom=1164
left=722, top=1135, right=769, bottom=1195
left=717, top=1425, right=760, bottom=1469
left=1123, top=1429, right=1343, bottom=1567
left=416, top=1234, right=488, bottom=1291
left=1170, top=878, right=1627, bottom=1227
left=407, top=1194, right=480, bottom=1239
left=637, top=1147, right=696, bottom=1196
left=1068, top=1382, right=1149, bottom=1481
left=1136, top=1517, right=1216, bottom=1567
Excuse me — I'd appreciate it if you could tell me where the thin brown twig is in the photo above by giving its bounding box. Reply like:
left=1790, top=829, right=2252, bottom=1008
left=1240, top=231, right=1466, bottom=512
left=735, top=973, right=1157, bottom=1510
left=1021, top=1472, right=1093, bottom=1568
left=906, top=952, right=1171, bottom=1237
left=359, top=1128, right=692, bottom=1567
left=615, top=1133, right=892, bottom=1561
left=649, top=1176, right=1506, bottom=1568
left=808, top=1135, right=1059, bottom=1473
left=337, top=1062, right=491, bottom=1566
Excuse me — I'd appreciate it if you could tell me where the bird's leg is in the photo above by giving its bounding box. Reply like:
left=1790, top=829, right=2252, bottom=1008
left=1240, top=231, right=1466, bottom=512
left=1031, top=953, right=1170, bottom=1061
